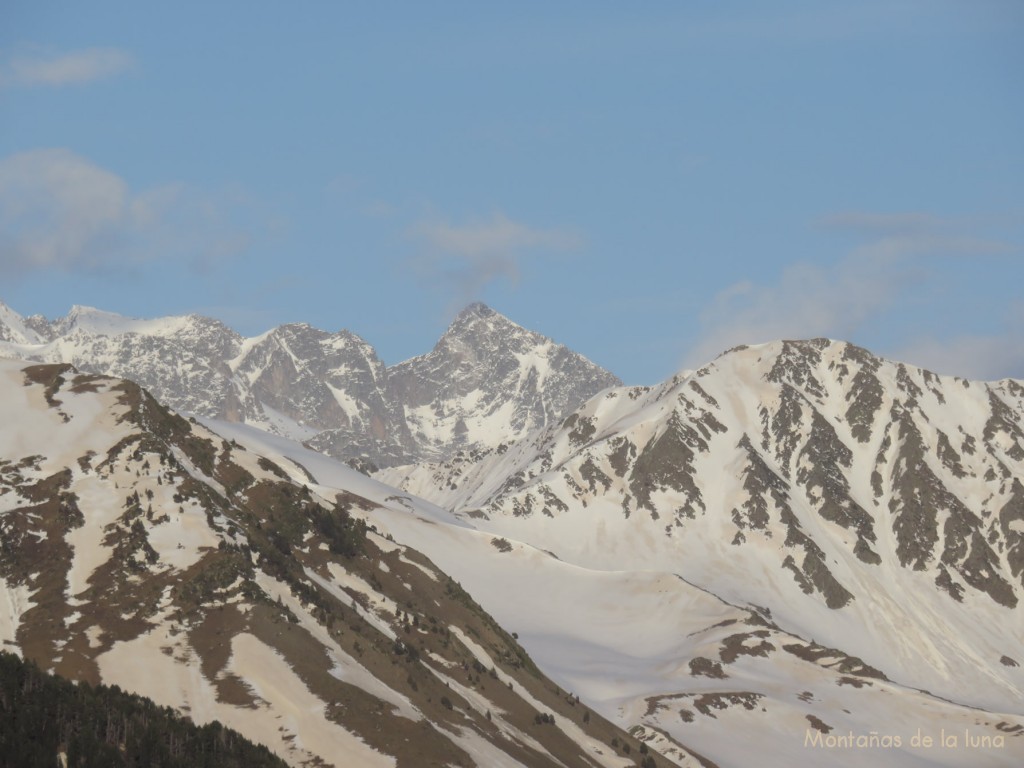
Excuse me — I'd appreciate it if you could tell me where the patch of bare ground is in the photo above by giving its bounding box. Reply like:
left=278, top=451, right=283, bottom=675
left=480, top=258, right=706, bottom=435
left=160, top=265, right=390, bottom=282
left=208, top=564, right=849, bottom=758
left=22, top=363, right=74, bottom=412
left=69, top=373, right=111, bottom=393
left=186, top=604, right=259, bottom=707
left=837, top=676, right=870, bottom=688
left=0, top=475, right=97, bottom=682
left=689, top=657, right=728, bottom=678
left=806, top=714, right=832, bottom=733
left=691, top=692, right=763, bottom=718
left=718, top=630, right=775, bottom=663
left=782, top=641, right=888, bottom=680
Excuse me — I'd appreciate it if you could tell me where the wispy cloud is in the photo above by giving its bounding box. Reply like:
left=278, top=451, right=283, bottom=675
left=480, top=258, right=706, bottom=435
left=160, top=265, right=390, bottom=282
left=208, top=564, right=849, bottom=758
left=0, top=148, right=252, bottom=277
left=819, top=210, right=945, bottom=233
left=0, top=47, right=134, bottom=89
left=685, top=210, right=1020, bottom=374
left=894, top=331, right=1024, bottom=382
left=820, top=209, right=1015, bottom=259
left=410, top=212, right=582, bottom=307
left=686, top=252, right=908, bottom=368
left=895, top=300, right=1024, bottom=381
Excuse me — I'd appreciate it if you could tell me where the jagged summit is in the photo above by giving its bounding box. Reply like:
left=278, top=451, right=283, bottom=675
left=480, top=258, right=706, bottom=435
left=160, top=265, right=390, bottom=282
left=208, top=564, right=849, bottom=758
left=428, top=302, right=539, bottom=353
left=387, top=303, right=622, bottom=460
left=0, top=300, right=47, bottom=346
left=455, top=300, right=497, bottom=320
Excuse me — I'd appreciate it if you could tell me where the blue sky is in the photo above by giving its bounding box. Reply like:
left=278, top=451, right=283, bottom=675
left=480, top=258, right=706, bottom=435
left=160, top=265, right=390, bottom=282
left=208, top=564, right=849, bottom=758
left=1, top=1, right=1022, bottom=384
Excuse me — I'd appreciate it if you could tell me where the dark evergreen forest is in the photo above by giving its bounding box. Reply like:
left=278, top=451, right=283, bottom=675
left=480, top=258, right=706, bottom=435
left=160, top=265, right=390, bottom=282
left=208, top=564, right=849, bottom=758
left=0, top=651, right=287, bottom=768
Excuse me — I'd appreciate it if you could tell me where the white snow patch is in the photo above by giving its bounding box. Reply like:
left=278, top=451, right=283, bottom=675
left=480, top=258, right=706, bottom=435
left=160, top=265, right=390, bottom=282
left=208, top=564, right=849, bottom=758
left=306, top=564, right=397, bottom=642
left=398, top=553, right=438, bottom=581
left=146, top=502, right=222, bottom=570
left=170, top=445, right=228, bottom=498
left=371, top=531, right=401, bottom=553
left=63, top=475, right=129, bottom=602
left=85, top=626, right=103, bottom=648
left=0, top=579, right=34, bottom=656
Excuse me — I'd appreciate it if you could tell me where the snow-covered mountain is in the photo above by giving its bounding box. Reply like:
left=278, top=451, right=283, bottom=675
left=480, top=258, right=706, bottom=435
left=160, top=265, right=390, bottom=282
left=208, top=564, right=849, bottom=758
left=0, top=359, right=669, bottom=768
left=3, top=298, right=1023, bottom=766
left=0, top=301, right=620, bottom=468
left=378, top=338, right=1024, bottom=765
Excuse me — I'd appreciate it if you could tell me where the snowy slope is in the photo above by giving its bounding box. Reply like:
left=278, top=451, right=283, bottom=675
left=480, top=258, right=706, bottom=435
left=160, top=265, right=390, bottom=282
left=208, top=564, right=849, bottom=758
left=4, top=297, right=1023, bottom=765
left=0, top=359, right=671, bottom=768
left=374, top=340, right=1024, bottom=765
left=210, top=400, right=1024, bottom=768
left=0, top=302, right=49, bottom=345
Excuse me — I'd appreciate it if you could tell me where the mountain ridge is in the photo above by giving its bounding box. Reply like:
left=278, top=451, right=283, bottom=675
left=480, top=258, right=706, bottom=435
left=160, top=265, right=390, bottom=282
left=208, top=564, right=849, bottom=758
left=376, top=338, right=1024, bottom=736
left=3, top=300, right=1024, bottom=765
left=0, top=300, right=621, bottom=469
left=0, top=358, right=671, bottom=768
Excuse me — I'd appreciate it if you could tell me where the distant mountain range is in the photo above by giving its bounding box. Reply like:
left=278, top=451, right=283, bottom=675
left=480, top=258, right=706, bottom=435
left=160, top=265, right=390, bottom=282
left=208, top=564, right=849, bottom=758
left=0, top=301, right=621, bottom=468
left=1, top=300, right=1023, bottom=766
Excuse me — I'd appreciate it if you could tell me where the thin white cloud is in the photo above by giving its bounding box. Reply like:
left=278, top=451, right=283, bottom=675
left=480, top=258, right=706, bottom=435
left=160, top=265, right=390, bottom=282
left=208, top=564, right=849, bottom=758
left=820, top=210, right=946, bottom=234
left=410, top=212, right=582, bottom=305
left=0, top=148, right=142, bottom=272
left=686, top=251, right=907, bottom=368
left=897, top=300, right=1024, bottom=381
left=821, top=210, right=1017, bottom=257
left=0, top=47, right=134, bottom=88
left=685, top=210, right=1020, bottom=372
left=415, top=212, right=581, bottom=257
left=0, top=148, right=251, bottom=277
left=894, top=331, right=1024, bottom=382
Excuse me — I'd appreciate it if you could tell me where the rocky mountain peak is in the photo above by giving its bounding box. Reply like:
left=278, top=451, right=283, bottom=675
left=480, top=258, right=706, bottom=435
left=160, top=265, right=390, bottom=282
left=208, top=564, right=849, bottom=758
left=0, top=300, right=47, bottom=345
left=436, top=302, right=532, bottom=352
left=54, top=304, right=115, bottom=335
left=455, top=300, right=497, bottom=321
left=387, top=303, right=622, bottom=460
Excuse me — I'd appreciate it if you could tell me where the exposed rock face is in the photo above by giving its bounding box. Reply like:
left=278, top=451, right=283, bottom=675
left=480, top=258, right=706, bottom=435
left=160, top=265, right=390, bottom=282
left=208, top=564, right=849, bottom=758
left=388, top=303, right=622, bottom=460
left=0, top=301, right=618, bottom=468
left=229, top=323, right=417, bottom=467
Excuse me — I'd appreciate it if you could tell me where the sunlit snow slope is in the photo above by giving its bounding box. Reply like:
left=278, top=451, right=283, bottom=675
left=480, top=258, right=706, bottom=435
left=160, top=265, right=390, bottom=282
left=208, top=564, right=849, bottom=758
left=375, top=339, right=1024, bottom=766
left=0, top=359, right=669, bottom=768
